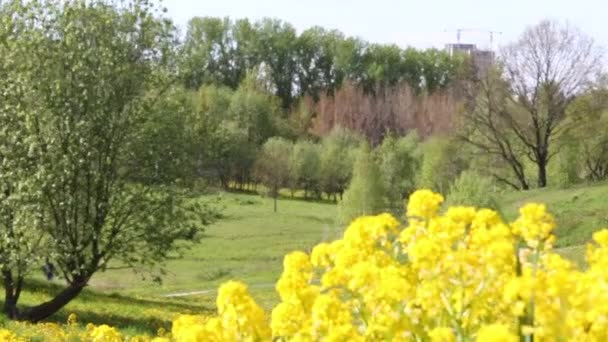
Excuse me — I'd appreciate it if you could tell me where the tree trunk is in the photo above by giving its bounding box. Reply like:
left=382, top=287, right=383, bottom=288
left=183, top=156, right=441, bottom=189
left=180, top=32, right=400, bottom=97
left=2, top=271, right=22, bottom=319
left=16, top=282, right=86, bottom=322
left=538, top=157, right=547, bottom=188
left=273, top=184, right=278, bottom=213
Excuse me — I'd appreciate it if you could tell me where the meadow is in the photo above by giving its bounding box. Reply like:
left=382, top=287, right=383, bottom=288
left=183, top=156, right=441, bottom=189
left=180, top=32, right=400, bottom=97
left=3, top=182, right=608, bottom=336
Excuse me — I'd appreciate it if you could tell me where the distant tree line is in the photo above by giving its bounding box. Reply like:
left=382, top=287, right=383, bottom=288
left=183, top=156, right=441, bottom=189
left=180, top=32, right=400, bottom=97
left=179, top=16, right=463, bottom=109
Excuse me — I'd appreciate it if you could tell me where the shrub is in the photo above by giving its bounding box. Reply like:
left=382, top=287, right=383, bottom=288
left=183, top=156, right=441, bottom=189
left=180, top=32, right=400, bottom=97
left=417, top=136, right=467, bottom=193
left=375, top=132, right=420, bottom=211
left=338, top=145, right=387, bottom=223
left=445, top=170, right=500, bottom=210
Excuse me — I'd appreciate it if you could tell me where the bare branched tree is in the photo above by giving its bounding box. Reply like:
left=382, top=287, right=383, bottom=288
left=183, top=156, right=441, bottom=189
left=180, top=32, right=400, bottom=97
left=501, top=20, right=603, bottom=187
left=460, top=69, right=531, bottom=190
left=462, top=20, right=603, bottom=188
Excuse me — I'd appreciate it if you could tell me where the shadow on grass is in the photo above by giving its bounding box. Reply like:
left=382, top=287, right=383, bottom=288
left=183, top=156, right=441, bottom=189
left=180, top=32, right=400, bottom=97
left=0, top=279, right=213, bottom=335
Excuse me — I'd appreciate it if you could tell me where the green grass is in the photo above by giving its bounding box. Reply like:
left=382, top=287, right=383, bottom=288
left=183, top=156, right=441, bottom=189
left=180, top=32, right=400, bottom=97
left=497, top=181, right=608, bottom=248
left=88, top=193, right=339, bottom=302
left=4, top=182, right=608, bottom=334
left=2, top=192, right=339, bottom=334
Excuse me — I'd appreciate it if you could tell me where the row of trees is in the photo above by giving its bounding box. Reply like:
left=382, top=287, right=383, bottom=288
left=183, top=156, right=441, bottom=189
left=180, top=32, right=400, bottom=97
left=180, top=17, right=463, bottom=108
left=253, top=129, right=420, bottom=215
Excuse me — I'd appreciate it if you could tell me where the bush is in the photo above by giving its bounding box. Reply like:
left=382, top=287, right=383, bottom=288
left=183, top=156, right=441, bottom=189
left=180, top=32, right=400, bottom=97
left=375, top=131, right=420, bottom=211
left=417, top=136, right=467, bottom=193
left=338, top=145, right=387, bottom=223
left=548, top=143, right=581, bottom=188
left=445, top=170, right=500, bottom=210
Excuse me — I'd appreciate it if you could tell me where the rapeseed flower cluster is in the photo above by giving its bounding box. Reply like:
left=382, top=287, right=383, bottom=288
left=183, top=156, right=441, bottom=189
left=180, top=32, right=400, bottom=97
left=2, top=189, right=608, bottom=341
left=161, top=189, right=608, bottom=341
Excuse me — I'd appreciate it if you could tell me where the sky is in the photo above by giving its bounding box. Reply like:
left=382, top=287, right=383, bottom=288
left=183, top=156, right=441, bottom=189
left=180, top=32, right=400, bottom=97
left=164, top=0, right=608, bottom=52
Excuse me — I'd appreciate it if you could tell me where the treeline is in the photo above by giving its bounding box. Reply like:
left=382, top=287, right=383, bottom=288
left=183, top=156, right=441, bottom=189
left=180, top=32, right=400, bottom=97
left=179, top=16, right=463, bottom=109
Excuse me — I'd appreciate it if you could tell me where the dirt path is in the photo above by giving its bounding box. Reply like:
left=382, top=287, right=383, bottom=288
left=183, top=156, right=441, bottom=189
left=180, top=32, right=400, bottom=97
left=164, top=282, right=275, bottom=297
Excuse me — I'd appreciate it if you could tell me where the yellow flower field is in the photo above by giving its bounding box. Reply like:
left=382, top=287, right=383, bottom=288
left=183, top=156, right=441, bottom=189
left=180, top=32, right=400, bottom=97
left=2, top=189, right=608, bottom=341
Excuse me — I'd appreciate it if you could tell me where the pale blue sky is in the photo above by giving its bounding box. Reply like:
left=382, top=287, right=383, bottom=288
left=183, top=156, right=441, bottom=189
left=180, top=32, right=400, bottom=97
left=164, top=0, right=607, bottom=51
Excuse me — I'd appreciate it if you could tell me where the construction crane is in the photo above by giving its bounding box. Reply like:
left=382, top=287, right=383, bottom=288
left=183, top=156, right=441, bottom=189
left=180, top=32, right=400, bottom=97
left=445, top=28, right=503, bottom=49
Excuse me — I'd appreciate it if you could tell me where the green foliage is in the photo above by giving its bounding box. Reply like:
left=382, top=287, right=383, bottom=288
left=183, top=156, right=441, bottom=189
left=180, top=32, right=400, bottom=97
left=417, top=136, right=467, bottom=194
left=563, top=88, right=608, bottom=182
left=445, top=170, right=500, bottom=210
left=179, top=15, right=463, bottom=107
left=0, top=0, right=220, bottom=321
left=129, top=87, right=197, bottom=185
left=191, top=79, right=285, bottom=189
left=319, top=127, right=363, bottom=200
left=548, top=143, right=580, bottom=188
left=338, top=145, right=387, bottom=224
left=255, top=138, right=293, bottom=211
left=375, top=131, right=420, bottom=211
left=288, top=141, right=322, bottom=199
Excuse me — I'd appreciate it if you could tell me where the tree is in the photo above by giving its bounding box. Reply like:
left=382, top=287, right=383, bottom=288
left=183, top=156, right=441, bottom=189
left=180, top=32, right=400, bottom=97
left=190, top=84, right=235, bottom=187
left=417, top=136, right=468, bottom=194
left=375, top=132, right=420, bottom=210
left=319, top=127, right=362, bottom=200
left=338, top=145, right=387, bottom=224
left=180, top=17, right=256, bottom=90
left=255, top=19, right=298, bottom=109
left=459, top=69, right=533, bottom=190
left=255, top=138, right=293, bottom=212
left=0, top=18, right=47, bottom=317
left=445, top=170, right=500, bottom=210
left=289, top=140, right=321, bottom=199
left=295, top=27, right=343, bottom=100
left=0, top=0, right=214, bottom=321
left=563, top=84, right=608, bottom=181
left=129, top=87, right=197, bottom=185
left=468, top=20, right=603, bottom=188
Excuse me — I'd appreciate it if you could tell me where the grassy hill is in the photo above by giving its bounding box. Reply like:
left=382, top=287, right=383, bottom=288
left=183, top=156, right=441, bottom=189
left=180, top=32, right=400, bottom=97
left=4, top=183, right=608, bottom=334
left=497, top=181, right=608, bottom=266
left=3, top=193, right=340, bottom=335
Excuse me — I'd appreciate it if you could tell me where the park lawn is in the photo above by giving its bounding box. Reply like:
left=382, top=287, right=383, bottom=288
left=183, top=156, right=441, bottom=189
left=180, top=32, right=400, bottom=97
left=495, top=181, right=608, bottom=268
left=2, top=192, right=339, bottom=335
left=88, top=192, right=340, bottom=306
left=497, top=181, right=608, bottom=248
left=5, top=183, right=608, bottom=334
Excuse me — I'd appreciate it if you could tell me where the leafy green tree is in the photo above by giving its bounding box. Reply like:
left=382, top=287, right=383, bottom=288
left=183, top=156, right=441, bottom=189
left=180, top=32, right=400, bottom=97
left=229, top=74, right=284, bottom=145
left=181, top=17, right=254, bottom=89
left=547, top=143, right=580, bottom=187
left=375, top=132, right=420, bottom=210
left=255, top=138, right=293, bottom=212
left=339, top=145, right=387, bottom=224
left=0, top=20, right=47, bottom=317
left=0, top=0, right=215, bottom=321
left=319, top=127, right=362, bottom=200
left=417, top=136, right=468, bottom=194
left=255, top=19, right=298, bottom=109
left=445, top=170, right=500, bottom=210
left=289, top=141, right=321, bottom=199
left=295, top=27, right=344, bottom=99
left=129, top=87, right=197, bottom=185
left=562, top=87, right=608, bottom=181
